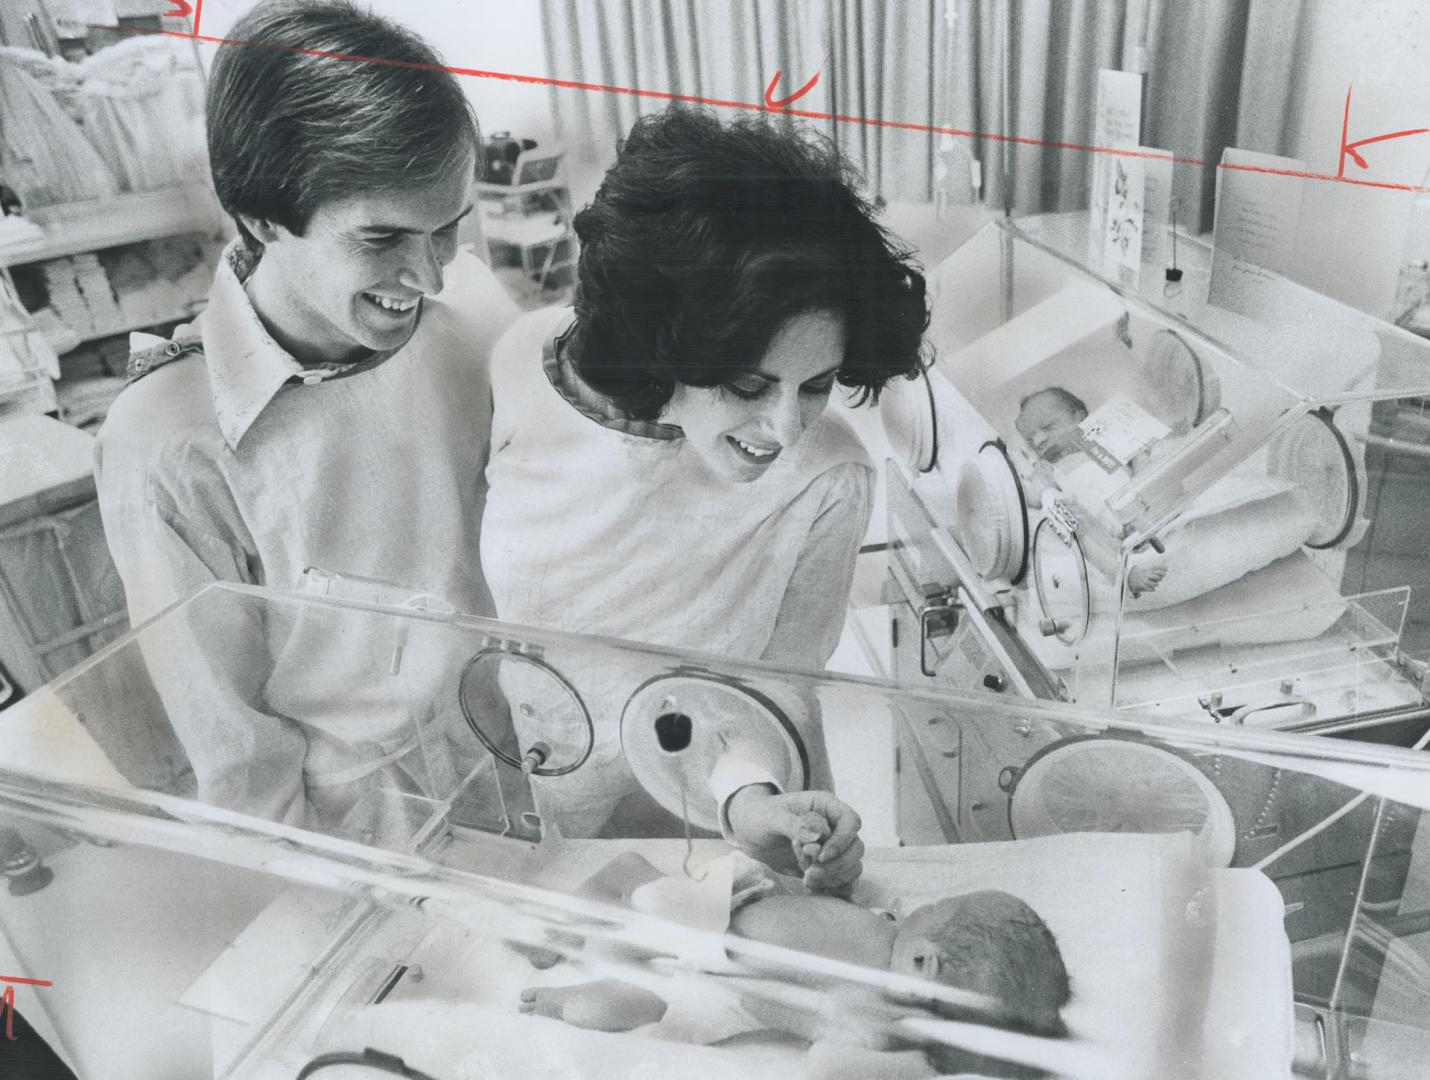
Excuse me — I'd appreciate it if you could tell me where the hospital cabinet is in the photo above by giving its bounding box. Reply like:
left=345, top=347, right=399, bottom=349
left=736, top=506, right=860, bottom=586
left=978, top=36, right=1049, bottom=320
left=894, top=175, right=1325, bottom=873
left=0, top=413, right=128, bottom=703
left=0, top=584, right=1428, bottom=1078
left=875, top=212, right=1430, bottom=743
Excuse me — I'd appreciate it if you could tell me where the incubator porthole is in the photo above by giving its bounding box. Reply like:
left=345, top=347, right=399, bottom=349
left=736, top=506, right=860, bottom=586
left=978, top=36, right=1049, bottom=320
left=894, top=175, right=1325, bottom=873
left=621, top=672, right=810, bottom=833
left=955, top=441, right=1029, bottom=583
left=1140, top=329, right=1218, bottom=436
left=1007, top=737, right=1237, bottom=868
left=879, top=365, right=939, bottom=472
left=457, top=647, right=594, bottom=777
left=1266, top=409, right=1361, bottom=549
left=1031, top=518, right=1090, bottom=645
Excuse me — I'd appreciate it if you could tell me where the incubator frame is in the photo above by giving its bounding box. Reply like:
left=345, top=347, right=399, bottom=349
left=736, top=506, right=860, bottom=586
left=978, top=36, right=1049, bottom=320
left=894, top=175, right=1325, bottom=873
left=0, top=583, right=1424, bottom=1078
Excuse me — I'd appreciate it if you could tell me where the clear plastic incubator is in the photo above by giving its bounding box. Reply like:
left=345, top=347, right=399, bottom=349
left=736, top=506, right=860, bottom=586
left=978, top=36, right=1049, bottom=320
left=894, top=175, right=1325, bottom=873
left=0, top=584, right=1428, bottom=1079
left=876, top=211, right=1430, bottom=736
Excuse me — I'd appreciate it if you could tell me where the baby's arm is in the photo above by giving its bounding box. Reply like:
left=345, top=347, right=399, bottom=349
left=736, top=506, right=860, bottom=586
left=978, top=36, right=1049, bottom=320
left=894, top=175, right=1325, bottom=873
left=729, top=894, right=896, bottom=970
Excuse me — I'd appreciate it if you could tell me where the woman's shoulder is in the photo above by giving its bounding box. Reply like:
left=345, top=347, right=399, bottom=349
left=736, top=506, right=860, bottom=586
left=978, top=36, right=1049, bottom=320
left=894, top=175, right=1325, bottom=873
left=427, top=250, right=522, bottom=347
left=491, top=305, right=573, bottom=368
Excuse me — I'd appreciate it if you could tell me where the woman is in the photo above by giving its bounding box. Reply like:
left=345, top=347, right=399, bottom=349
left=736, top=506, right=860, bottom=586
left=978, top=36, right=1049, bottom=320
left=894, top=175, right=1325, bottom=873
left=481, top=108, right=928, bottom=884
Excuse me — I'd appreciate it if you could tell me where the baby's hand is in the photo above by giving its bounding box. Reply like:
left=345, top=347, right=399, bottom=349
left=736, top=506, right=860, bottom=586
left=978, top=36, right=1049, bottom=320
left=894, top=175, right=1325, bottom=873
left=796, top=811, right=829, bottom=869
left=727, top=788, right=865, bottom=896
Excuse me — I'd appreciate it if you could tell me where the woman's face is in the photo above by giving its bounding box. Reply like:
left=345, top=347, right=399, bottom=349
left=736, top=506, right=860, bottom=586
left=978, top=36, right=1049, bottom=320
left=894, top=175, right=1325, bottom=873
left=662, top=310, right=846, bottom=483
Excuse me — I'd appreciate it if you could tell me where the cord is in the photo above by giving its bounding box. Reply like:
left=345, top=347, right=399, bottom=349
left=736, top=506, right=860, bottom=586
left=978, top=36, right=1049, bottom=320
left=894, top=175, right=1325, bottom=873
left=297, top=1047, right=443, bottom=1079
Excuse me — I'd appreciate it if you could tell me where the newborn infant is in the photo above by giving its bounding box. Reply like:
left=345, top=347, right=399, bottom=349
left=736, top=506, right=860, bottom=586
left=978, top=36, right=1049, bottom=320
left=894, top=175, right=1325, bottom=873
left=1014, top=385, right=1325, bottom=615
left=1014, top=387, right=1168, bottom=598
left=520, top=849, right=1071, bottom=1080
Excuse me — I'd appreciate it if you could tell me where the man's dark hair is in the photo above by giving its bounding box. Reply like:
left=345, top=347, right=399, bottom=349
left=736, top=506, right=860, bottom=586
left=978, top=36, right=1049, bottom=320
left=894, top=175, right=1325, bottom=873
left=207, top=0, right=479, bottom=252
left=568, top=108, right=929, bottom=420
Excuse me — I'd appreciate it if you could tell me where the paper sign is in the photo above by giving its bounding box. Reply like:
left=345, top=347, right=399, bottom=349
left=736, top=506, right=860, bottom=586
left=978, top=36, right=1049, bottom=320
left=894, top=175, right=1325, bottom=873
left=1140, top=149, right=1174, bottom=266
left=1102, top=154, right=1145, bottom=283
left=1089, top=70, right=1143, bottom=262
left=1208, top=147, right=1306, bottom=316
left=1074, top=393, right=1170, bottom=473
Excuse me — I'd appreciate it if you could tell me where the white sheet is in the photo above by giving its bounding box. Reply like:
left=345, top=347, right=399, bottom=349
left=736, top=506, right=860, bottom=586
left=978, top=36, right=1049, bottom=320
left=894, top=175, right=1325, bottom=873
left=285, top=832, right=1293, bottom=1080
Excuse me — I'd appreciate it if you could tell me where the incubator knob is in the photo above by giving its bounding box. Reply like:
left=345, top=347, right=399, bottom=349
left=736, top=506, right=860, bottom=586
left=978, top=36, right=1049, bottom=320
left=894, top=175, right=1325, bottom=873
left=1038, top=617, right=1071, bottom=638
left=982, top=673, right=1006, bottom=693
left=0, top=829, right=52, bottom=897
left=520, top=741, right=552, bottom=776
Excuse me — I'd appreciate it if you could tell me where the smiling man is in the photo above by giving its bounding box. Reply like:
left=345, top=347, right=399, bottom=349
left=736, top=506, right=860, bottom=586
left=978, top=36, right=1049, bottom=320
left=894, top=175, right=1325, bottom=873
left=93, top=0, right=519, bottom=825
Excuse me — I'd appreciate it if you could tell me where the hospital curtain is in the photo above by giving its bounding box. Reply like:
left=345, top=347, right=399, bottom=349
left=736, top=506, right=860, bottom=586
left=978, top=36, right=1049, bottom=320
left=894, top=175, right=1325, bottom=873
left=963, top=0, right=1309, bottom=231
left=538, top=0, right=1306, bottom=230
left=537, top=0, right=958, bottom=203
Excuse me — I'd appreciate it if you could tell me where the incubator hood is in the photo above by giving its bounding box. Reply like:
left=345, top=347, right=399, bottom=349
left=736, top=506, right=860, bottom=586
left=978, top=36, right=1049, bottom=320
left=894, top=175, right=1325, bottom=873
left=878, top=211, right=1430, bottom=732
left=0, top=583, right=1428, bottom=1078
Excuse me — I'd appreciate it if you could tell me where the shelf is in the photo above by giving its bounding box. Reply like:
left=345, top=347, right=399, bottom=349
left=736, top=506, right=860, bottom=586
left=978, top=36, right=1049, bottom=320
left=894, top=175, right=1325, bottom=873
left=0, top=186, right=224, bottom=269
left=64, top=303, right=205, bottom=352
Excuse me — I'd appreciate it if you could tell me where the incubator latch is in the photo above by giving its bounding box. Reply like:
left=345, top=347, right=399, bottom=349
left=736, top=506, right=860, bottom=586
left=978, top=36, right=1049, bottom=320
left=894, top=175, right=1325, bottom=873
left=918, top=590, right=961, bottom=677
left=1038, top=616, right=1072, bottom=638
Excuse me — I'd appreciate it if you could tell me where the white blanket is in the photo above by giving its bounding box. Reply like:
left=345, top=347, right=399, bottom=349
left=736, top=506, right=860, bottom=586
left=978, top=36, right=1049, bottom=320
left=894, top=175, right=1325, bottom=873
left=288, top=833, right=1293, bottom=1080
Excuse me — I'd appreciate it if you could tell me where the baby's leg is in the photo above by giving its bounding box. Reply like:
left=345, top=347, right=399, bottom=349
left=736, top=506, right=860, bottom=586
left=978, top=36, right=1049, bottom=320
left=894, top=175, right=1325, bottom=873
left=509, top=852, right=668, bottom=969
left=518, top=980, right=668, bottom=1032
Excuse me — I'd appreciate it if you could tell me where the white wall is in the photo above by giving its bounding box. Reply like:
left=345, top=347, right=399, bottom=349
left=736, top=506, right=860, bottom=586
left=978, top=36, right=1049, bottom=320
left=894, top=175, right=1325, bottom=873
left=1283, top=0, right=1430, bottom=316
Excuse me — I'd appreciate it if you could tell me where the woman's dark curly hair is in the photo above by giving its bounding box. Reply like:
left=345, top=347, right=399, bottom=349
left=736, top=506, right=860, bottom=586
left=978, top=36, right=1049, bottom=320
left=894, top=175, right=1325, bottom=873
left=568, top=108, right=929, bottom=421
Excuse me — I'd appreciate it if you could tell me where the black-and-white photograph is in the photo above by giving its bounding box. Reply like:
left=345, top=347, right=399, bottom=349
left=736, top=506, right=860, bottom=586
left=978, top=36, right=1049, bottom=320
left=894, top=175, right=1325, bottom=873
left=2, top=1, right=1430, bottom=1077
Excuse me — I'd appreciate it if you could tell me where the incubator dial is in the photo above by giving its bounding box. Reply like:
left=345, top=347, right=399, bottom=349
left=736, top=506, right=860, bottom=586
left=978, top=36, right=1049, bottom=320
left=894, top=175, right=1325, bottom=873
left=954, top=441, right=1029, bottom=583
left=1030, top=518, right=1090, bottom=644
left=620, top=672, right=809, bottom=833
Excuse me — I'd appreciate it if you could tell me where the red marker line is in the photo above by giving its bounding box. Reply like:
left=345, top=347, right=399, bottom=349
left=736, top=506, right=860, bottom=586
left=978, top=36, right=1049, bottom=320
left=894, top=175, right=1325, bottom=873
left=765, top=63, right=823, bottom=110
left=86, top=24, right=1430, bottom=196
left=0, top=976, right=52, bottom=987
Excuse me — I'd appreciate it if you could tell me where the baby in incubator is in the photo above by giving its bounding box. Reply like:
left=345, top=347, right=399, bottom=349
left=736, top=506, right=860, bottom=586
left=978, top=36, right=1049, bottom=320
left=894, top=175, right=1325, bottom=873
left=1014, top=387, right=1169, bottom=598
left=519, top=840, right=1071, bottom=1080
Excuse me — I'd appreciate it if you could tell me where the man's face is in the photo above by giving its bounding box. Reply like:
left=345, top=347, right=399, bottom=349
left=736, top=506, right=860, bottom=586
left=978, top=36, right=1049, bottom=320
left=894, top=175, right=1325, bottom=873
left=252, top=147, right=476, bottom=364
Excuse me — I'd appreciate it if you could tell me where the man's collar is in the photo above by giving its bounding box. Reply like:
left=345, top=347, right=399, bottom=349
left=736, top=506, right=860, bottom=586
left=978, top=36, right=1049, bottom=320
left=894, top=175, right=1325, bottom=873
left=200, top=241, right=364, bottom=451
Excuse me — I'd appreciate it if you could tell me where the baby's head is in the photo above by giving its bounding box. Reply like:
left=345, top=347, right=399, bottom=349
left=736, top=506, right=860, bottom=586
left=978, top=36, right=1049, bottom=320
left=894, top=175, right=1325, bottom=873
left=1015, top=387, right=1088, bottom=463
left=891, top=889, right=1071, bottom=1077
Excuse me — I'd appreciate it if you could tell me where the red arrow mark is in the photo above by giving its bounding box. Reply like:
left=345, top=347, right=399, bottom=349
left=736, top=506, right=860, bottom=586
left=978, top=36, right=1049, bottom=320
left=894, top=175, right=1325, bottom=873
left=164, top=0, right=193, bottom=16
left=1338, top=85, right=1428, bottom=178
left=764, top=66, right=821, bottom=110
